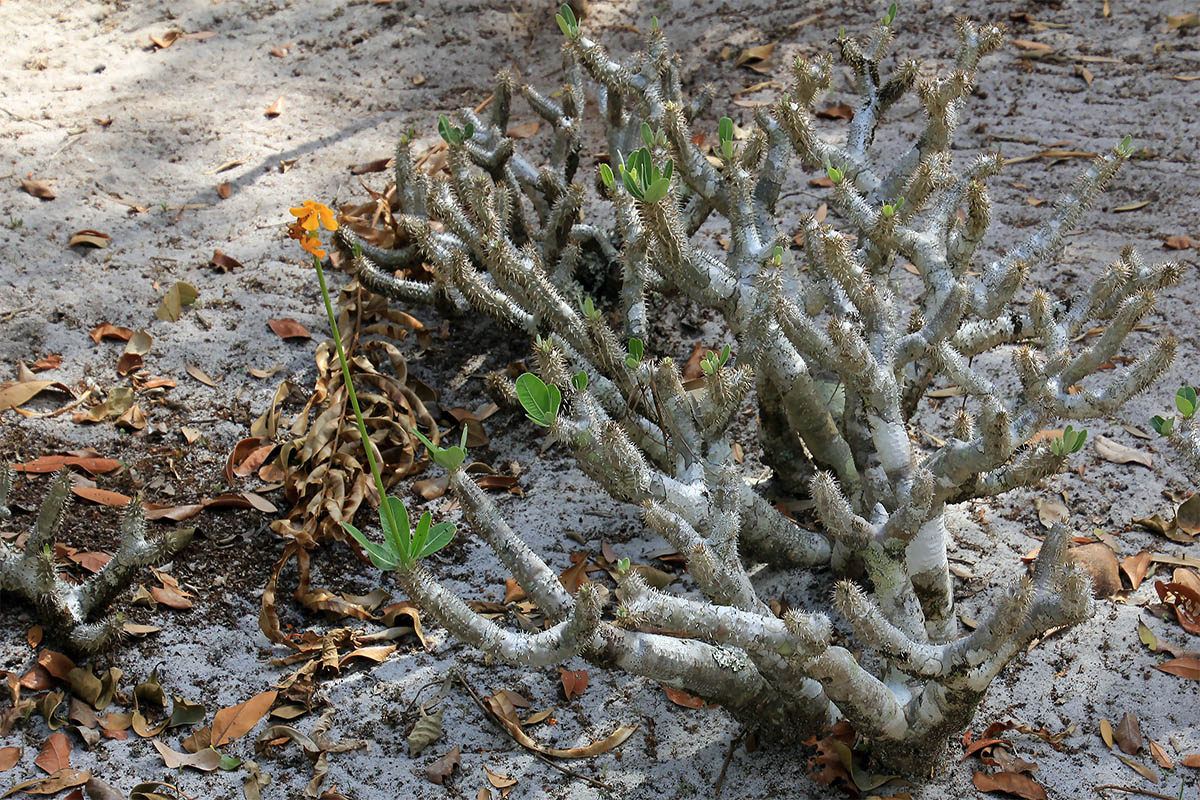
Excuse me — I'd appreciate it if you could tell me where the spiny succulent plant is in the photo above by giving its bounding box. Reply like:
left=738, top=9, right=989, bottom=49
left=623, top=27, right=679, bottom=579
left=326, top=6, right=1180, bottom=771
left=0, top=466, right=193, bottom=654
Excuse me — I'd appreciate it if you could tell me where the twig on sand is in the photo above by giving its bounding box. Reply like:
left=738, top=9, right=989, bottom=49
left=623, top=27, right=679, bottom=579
left=1094, top=784, right=1186, bottom=800
left=713, top=729, right=746, bottom=798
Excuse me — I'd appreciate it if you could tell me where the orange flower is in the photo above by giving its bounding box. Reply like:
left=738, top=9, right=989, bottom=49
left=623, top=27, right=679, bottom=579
left=289, top=200, right=338, bottom=232
left=298, top=231, right=326, bottom=259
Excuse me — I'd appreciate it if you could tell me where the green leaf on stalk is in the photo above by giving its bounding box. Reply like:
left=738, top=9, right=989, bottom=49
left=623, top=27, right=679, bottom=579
left=1176, top=386, right=1197, bottom=418
left=1150, top=415, right=1174, bottom=436
left=516, top=373, right=562, bottom=427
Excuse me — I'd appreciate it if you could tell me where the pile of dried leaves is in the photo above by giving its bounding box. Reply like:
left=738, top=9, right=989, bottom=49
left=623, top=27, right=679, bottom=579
left=249, top=278, right=440, bottom=647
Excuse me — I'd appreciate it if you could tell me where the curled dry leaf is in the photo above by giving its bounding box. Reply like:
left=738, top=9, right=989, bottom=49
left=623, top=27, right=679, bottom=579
left=1094, top=435, right=1153, bottom=468
left=67, top=230, right=110, bottom=249
left=89, top=323, right=133, bottom=343
left=185, top=365, right=219, bottom=386
left=424, top=745, right=460, bottom=785
left=151, top=740, right=221, bottom=772
left=210, top=249, right=243, bottom=272
left=1068, top=543, right=1121, bottom=598
left=1163, top=235, right=1193, bottom=250
left=1120, top=551, right=1152, bottom=590
left=30, top=354, right=63, bottom=372
left=0, top=768, right=91, bottom=796
left=0, top=746, right=18, bottom=771
left=482, top=691, right=636, bottom=759
left=409, top=709, right=443, bottom=756
left=559, top=668, right=588, bottom=701
left=350, top=157, right=392, bottom=175
left=485, top=766, right=517, bottom=792
left=155, top=281, right=199, bottom=323
left=1099, top=718, right=1113, bottom=749
left=1177, top=493, right=1200, bottom=536
left=265, top=96, right=285, bottom=117
left=735, top=42, right=776, bottom=73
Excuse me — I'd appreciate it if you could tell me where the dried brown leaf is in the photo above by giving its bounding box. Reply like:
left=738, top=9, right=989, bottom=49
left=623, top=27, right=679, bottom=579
left=210, top=249, right=243, bottom=272
left=1114, top=713, right=1141, bottom=755
left=211, top=690, right=278, bottom=747
left=559, top=668, right=588, bottom=702
left=265, top=96, right=285, bottom=117
left=67, top=230, right=110, bottom=249
left=424, top=745, right=460, bottom=785
left=971, top=770, right=1047, bottom=800
left=1121, top=551, right=1151, bottom=590
left=506, top=121, right=540, bottom=139
left=0, top=747, right=18, bottom=771
left=151, top=740, right=221, bottom=772
left=1068, top=543, right=1121, bottom=598
left=268, top=318, right=312, bottom=340
left=1095, top=435, right=1152, bottom=467
left=34, top=733, right=70, bottom=774
left=20, top=179, right=55, bottom=200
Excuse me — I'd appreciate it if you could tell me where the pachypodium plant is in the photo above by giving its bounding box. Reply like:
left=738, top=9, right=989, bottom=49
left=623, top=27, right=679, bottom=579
left=0, top=466, right=193, bottom=653
left=325, top=5, right=1180, bottom=771
left=1152, top=386, right=1200, bottom=471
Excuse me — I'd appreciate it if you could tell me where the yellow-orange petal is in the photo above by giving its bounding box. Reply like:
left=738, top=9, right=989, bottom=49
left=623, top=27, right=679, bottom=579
left=316, top=205, right=337, bottom=230
left=289, top=205, right=309, bottom=218
left=301, top=214, right=319, bottom=231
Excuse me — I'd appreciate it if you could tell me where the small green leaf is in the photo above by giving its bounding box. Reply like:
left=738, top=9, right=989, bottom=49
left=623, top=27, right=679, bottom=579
left=410, top=511, right=432, bottom=559
left=1150, top=415, right=1174, bottom=436
left=438, top=114, right=452, bottom=143
left=882, top=2, right=897, bottom=26
left=416, top=521, right=456, bottom=559
left=641, top=122, right=655, bottom=150
left=572, top=370, right=588, bottom=391
left=882, top=204, right=895, bottom=217
left=643, top=177, right=670, bottom=203
left=1118, top=134, right=1133, bottom=155
left=719, top=343, right=731, bottom=366
left=651, top=15, right=659, bottom=30
left=463, top=122, right=474, bottom=141
left=383, top=496, right=412, bottom=557
left=343, top=523, right=399, bottom=571
left=219, top=754, right=243, bottom=771
left=617, top=557, right=631, bottom=573
left=516, top=373, right=561, bottom=427
left=559, top=3, right=577, bottom=28
left=599, top=163, right=615, bottom=189
left=719, top=116, right=733, bottom=144
left=580, top=295, right=599, bottom=319
left=1176, top=386, right=1197, bottom=418
left=771, top=245, right=783, bottom=264
left=827, top=165, right=844, bottom=184
left=628, top=337, right=644, bottom=362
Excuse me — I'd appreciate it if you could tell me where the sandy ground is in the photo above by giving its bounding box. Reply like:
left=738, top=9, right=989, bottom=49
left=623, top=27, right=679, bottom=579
left=1, top=0, right=1199, bottom=798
